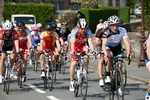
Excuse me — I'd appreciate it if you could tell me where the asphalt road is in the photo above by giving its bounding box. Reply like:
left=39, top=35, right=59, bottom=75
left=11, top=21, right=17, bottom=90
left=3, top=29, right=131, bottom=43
left=0, top=62, right=147, bottom=100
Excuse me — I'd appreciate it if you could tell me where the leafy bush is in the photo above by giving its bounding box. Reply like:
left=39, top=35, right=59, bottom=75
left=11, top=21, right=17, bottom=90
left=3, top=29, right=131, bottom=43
left=3, top=3, right=55, bottom=27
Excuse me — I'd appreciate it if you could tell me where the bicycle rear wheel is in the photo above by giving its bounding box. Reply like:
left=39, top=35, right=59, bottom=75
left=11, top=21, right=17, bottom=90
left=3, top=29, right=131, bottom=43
left=115, top=68, right=124, bottom=100
left=3, top=65, right=10, bottom=94
left=48, top=61, right=54, bottom=91
left=80, top=67, right=88, bottom=100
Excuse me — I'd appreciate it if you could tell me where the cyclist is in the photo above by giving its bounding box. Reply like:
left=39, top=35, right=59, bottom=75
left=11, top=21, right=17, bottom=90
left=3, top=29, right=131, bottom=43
left=144, top=32, right=150, bottom=98
left=94, top=24, right=106, bottom=87
left=0, top=20, right=20, bottom=83
left=69, top=18, right=95, bottom=91
left=29, top=25, right=41, bottom=65
left=16, top=21, right=32, bottom=82
left=58, top=22, right=71, bottom=54
left=40, top=22, right=60, bottom=77
left=101, top=15, right=131, bottom=95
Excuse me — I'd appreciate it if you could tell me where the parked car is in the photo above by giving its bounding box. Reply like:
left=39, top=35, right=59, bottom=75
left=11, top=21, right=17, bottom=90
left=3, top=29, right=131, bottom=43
left=11, top=14, right=36, bottom=30
left=133, top=4, right=141, bottom=17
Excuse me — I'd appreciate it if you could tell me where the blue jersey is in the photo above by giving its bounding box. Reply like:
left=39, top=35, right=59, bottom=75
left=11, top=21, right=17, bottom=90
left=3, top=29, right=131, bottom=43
left=31, top=31, right=40, bottom=46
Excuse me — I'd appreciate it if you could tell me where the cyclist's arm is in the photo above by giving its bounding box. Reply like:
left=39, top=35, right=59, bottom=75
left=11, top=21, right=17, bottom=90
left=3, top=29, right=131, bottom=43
left=123, top=37, right=131, bottom=56
left=88, top=37, right=94, bottom=52
left=27, top=34, right=32, bottom=49
left=102, top=38, right=107, bottom=55
left=94, top=37, right=101, bottom=47
left=71, top=36, right=75, bottom=52
left=40, top=33, right=44, bottom=51
left=0, top=40, right=2, bottom=50
left=59, top=37, right=64, bottom=45
left=146, top=40, right=150, bottom=60
left=14, top=40, right=19, bottom=52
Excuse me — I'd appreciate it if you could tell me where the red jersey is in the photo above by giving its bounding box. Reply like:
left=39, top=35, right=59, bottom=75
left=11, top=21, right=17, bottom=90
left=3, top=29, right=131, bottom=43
left=0, top=29, right=18, bottom=40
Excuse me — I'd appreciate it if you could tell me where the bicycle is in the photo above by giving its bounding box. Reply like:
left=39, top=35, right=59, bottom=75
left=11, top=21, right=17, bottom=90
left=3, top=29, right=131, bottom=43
left=58, top=46, right=67, bottom=75
left=2, top=50, right=17, bottom=94
left=73, top=51, right=95, bottom=100
left=32, top=44, right=40, bottom=72
left=14, top=51, right=23, bottom=88
left=42, top=50, right=55, bottom=91
left=108, top=54, right=130, bottom=100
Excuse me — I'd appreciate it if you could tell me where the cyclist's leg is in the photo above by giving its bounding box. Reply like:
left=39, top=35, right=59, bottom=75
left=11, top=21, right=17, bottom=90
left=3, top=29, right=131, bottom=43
left=0, top=53, right=6, bottom=83
left=10, top=53, right=16, bottom=77
left=64, top=41, right=69, bottom=53
left=69, top=45, right=77, bottom=91
left=105, top=47, right=113, bottom=83
left=40, top=53, right=45, bottom=77
left=22, top=52, right=28, bottom=82
left=98, top=57, right=105, bottom=86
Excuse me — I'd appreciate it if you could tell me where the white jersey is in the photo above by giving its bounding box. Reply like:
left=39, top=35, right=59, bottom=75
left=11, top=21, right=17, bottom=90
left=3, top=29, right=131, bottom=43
left=102, top=27, right=128, bottom=47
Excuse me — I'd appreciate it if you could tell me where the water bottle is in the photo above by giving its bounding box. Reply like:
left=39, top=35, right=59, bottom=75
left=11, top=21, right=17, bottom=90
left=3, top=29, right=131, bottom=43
left=81, top=59, right=84, bottom=65
left=79, top=71, right=83, bottom=83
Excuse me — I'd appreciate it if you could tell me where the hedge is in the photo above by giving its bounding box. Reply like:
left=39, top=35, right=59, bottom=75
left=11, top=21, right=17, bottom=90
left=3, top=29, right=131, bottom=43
left=79, top=6, right=130, bottom=33
left=2, top=3, right=55, bottom=27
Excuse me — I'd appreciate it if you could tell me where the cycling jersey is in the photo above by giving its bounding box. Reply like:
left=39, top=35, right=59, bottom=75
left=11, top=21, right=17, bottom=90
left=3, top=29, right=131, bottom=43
left=71, top=26, right=92, bottom=49
left=17, top=29, right=30, bottom=53
left=102, top=27, right=128, bottom=47
left=102, top=27, right=128, bottom=56
left=58, top=28, right=71, bottom=42
left=31, top=31, right=40, bottom=46
left=40, top=31, right=59, bottom=51
left=0, top=29, right=18, bottom=51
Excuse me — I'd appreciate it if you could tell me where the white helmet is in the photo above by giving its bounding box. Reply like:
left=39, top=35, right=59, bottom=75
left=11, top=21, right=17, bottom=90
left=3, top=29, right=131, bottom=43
left=77, top=18, right=88, bottom=28
left=36, top=23, right=42, bottom=28
left=103, top=21, right=109, bottom=29
left=2, top=20, right=13, bottom=30
left=57, top=23, right=61, bottom=28
left=107, top=15, right=120, bottom=25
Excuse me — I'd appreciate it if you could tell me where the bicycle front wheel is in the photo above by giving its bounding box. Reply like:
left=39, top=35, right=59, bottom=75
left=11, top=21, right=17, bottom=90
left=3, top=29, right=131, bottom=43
left=80, top=67, right=88, bottom=100
left=3, top=65, right=10, bottom=94
left=115, top=68, right=124, bottom=100
left=17, top=60, right=23, bottom=88
left=122, top=61, right=127, bottom=87
left=48, top=61, right=54, bottom=91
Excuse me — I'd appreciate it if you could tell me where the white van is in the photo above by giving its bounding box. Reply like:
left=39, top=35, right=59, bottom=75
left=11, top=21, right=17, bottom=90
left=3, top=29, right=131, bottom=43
left=11, top=14, right=36, bottom=30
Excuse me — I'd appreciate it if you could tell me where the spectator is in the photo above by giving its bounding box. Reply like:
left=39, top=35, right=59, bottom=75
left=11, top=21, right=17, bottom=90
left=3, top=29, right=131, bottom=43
left=95, top=19, right=103, bottom=33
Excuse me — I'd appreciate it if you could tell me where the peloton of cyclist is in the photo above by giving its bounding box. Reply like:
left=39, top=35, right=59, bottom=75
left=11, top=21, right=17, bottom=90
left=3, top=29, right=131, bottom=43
left=101, top=15, right=131, bottom=95
left=94, top=21, right=108, bottom=87
left=69, top=18, right=95, bottom=91
left=0, top=20, right=20, bottom=83
left=15, top=21, right=32, bottom=82
left=39, top=22, right=60, bottom=77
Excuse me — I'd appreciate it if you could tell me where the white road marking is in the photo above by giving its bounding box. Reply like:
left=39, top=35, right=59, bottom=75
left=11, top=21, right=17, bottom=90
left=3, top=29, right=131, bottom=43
left=13, top=75, right=45, bottom=93
left=26, top=83, right=46, bottom=93
left=47, top=96, right=60, bottom=100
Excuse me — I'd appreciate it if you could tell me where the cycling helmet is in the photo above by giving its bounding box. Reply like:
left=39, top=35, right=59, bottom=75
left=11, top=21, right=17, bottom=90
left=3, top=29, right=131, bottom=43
left=77, top=18, right=88, bottom=28
left=103, top=21, right=109, bottom=29
left=16, top=21, right=25, bottom=27
left=50, top=21, right=57, bottom=29
left=32, top=25, right=39, bottom=31
left=61, top=22, right=67, bottom=27
left=107, top=15, right=120, bottom=25
left=2, top=20, right=13, bottom=30
left=37, top=23, right=42, bottom=28
left=45, top=23, right=53, bottom=30
left=57, top=23, right=61, bottom=28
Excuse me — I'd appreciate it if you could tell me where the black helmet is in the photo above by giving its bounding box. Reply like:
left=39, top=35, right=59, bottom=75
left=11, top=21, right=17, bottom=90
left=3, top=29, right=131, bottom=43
left=50, top=21, right=57, bottom=29
left=16, top=21, right=25, bottom=27
left=45, top=23, right=53, bottom=30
